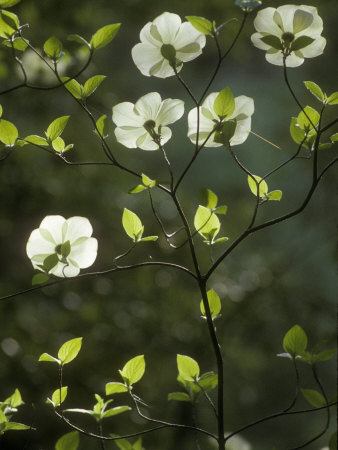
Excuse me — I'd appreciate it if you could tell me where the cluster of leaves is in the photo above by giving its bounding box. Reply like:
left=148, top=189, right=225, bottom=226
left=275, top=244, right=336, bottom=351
left=0, top=388, right=30, bottom=435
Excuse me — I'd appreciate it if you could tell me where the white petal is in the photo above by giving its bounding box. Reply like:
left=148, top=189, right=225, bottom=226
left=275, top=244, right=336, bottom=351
left=254, top=7, right=283, bottom=35
left=187, top=106, right=220, bottom=147
left=300, top=36, right=326, bottom=58
left=65, top=216, right=93, bottom=243
left=156, top=98, right=184, bottom=125
left=51, top=261, right=80, bottom=278
left=230, top=96, right=254, bottom=120
left=139, top=133, right=160, bottom=151
left=150, top=58, right=177, bottom=78
left=283, top=52, right=305, bottom=67
left=113, top=102, right=144, bottom=127
left=265, top=49, right=285, bottom=66
left=251, top=32, right=272, bottom=51
left=39, top=216, right=65, bottom=245
left=275, top=5, right=298, bottom=33
left=114, top=127, right=146, bottom=148
left=69, top=237, right=98, bottom=268
left=174, top=22, right=206, bottom=61
left=202, top=93, right=220, bottom=120
left=293, top=9, right=313, bottom=34
left=153, top=12, right=181, bottom=44
left=139, top=22, right=162, bottom=46
left=131, top=42, right=163, bottom=77
left=26, top=229, right=55, bottom=258
left=159, top=127, right=172, bottom=146
left=296, top=6, right=323, bottom=37
left=134, top=92, right=162, bottom=120
left=230, top=117, right=252, bottom=146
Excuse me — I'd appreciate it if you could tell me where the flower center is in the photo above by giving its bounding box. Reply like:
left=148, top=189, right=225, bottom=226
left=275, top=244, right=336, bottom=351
left=55, top=244, right=62, bottom=255
left=161, top=44, right=176, bottom=65
left=282, top=32, right=295, bottom=43
left=143, top=120, right=156, bottom=132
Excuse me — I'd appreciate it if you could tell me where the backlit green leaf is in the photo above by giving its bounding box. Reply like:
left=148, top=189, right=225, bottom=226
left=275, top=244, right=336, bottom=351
left=139, top=236, right=158, bottom=242
left=105, top=382, right=128, bottom=395
left=58, top=337, right=82, bottom=365
left=60, top=77, right=82, bottom=99
left=312, top=348, right=337, bottom=363
left=200, top=289, right=221, bottom=318
left=168, top=392, right=191, bottom=402
left=24, top=135, right=48, bottom=146
left=129, top=185, right=146, bottom=194
left=102, top=406, right=131, bottom=418
left=267, top=190, right=282, bottom=201
left=32, top=273, right=50, bottom=286
left=46, top=116, right=70, bottom=142
left=290, top=117, right=306, bottom=145
left=83, top=75, right=106, bottom=98
left=291, top=35, right=314, bottom=52
left=0, top=119, right=18, bottom=145
left=0, top=0, right=21, bottom=7
left=260, top=34, right=283, bottom=50
left=119, top=355, right=145, bottom=386
left=198, top=372, right=218, bottom=391
left=95, top=114, right=108, bottom=138
left=283, top=325, right=307, bottom=356
left=186, top=16, right=213, bottom=36
left=52, top=137, right=65, bottom=153
left=297, top=106, right=319, bottom=131
left=122, top=209, right=144, bottom=242
left=177, top=354, right=200, bottom=381
left=213, top=87, right=235, bottom=118
left=301, top=388, right=326, bottom=408
left=214, top=119, right=237, bottom=146
left=55, top=431, right=79, bottom=450
left=90, top=24, right=121, bottom=49
left=304, top=81, right=324, bottom=102
left=38, top=353, right=60, bottom=364
left=214, top=205, right=227, bottom=215
left=3, top=422, right=30, bottom=431
left=50, top=387, right=68, bottom=407
left=0, top=10, right=19, bottom=38
left=67, top=34, right=90, bottom=47
left=43, top=36, right=63, bottom=60
left=330, top=133, right=338, bottom=143
left=327, top=92, right=338, bottom=105
left=194, top=205, right=220, bottom=242
left=248, top=174, right=268, bottom=198
left=42, top=253, right=59, bottom=272
left=199, top=188, right=218, bottom=209
left=2, top=36, right=27, bottom=51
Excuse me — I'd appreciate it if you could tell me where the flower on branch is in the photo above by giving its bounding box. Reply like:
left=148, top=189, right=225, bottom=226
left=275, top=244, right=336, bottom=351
left=187, top=92, right=254, bottom=148
left=251, top=5, right=326, bottom=67
left=131, top=12, right=206, bottom=78
left=112, top=92, right=184, bottom=151
left=26, top=216, right=98, bottom=277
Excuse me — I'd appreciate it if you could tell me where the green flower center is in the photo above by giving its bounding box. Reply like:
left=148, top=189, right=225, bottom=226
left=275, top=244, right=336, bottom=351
left=282, top=32, right=295, bottom=43
left=143, top=120, right=156, bottom=132
left=161, top=44, right=176, bottom=64
left=55, top=244, right=62, bottom=255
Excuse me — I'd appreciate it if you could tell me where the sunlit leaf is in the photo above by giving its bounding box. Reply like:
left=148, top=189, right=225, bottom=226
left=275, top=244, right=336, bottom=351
left=119, top=355, right=145, bottom=386
left=55, top=431, right=79, bottom=450
left=283, top=325, right=307, bottom=356
left=43, top=36, right=63, bottom=60
left=122, top=209, right=144, bottom=242
left=186, top=16, right=213, bottom=36
left=177, top=354, right=200, bottom=382
left=301, top=388, right=326, bottom=408
left=200, top=289, right=221, bottom=318
left=213, top=87, right=235, bottom=118
left=58, top=337, right=82, bottom=365
left=304, top=81, right=325, bottom=102
left=90, top=24, right=121, bottom=49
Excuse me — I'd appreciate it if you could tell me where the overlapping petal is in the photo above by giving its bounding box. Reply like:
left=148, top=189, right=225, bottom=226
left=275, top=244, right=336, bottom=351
left=251, top=4, right=326, bottom=67
left=26, top=215, right=98, bottom=278
left=112, top=92, right=184, bottom=151
left=188, top=93, right=254, bottom=147
left=132, top=12, right=206, bottom=78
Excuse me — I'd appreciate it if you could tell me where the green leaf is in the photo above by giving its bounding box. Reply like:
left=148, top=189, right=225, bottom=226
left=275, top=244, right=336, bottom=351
left=43, top=36, right=63, bottom=60
left=102, top=406, right=131, bottom=419
left=297, top=106, right=319, bottom=131
left=194, top=205, right=220, bottom=242
left=0, top=409, right=7, bottom=424
left=0, top=105, right=2, bottom=118
left=214, top=119, right=237, bottom=146
left=3, top=422, right=30, bottom=431
left=82, top=75, right=106, bottom=98
left=129, top=185, right=146, bottom=194
left=119, top=355, right=145, bottom=386
left=0, top=0, right=21, bottom=7
left=67, top=34, right=90, bottom=47
left=301, top=389, right=326, bottom=408
left=52, top=137, right=65, bottom=153
left=24, top=135, right=49, bottom=146
left=291, top=35, right=314, bottom=52
left=260, top=34, right=283, bottom=50
left=32, top=273, right=49, bottom=286
left=90, top=23, right=121, bottom=49
left=185, top=16, right=213, bottom=36
left=329, top=431, right=337, bottom=450
left=0, top=11, right=19, bottom=37
left=213, top=87, right=235, bottom=118
left=304, top=81, right=325, bottom=102
left=198, top=372, right=218, bottom=391
left=199, top=188, right=218, bottom=209
left=330, top=133, right=338, bottom=143
left=46, top=116, right=70, bottom=142
left=327, top=92, right=338, bottom=105
left=105, top=382, right=128, bottom=395
left=214, top=205, right=227, bottom=215
left=38, top=353, right=60, bottom=364
left=2, top=36, right=27, bottom=51
left=58, top=337, right=82, bottom=365
left=42, top=253, right=59, bottom=272
left=60, top=77, right=83, bottom=99
left=168, top=392, right=191, bottom=402
left=213, top=237, right=229, bottom=244
left=55, top=431, right=79, bottom=450
left=122, top=209, right=144, bottom=242
left=248, top=175, right=268, bottom=198
left=141, top=173, right=155, bottom=187
left=0, top=119, right=18, bottom=145
left=283, top=325, right=308, bottom=356
left=200, top=289, right=221, bottom=318
left=312, top=348, right=337, bottom=363
left=50, top=387, right=68, bottom=407
left=177, top=355, right=200, bottom=382
left=267, top=190, right=282, bottom=201
left=139, top=236, right=158, bottom=242
left=114, top=439, right=133, bottom=450
left=290, top=117, right=306, bottom=145
left=60, top=240, right=71, bottom=257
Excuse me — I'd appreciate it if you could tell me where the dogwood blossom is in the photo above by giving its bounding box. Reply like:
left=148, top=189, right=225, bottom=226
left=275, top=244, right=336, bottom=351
left=112, top=92, right=184, bottom=151
left=132, top=12, right=206, bottom=78
left=251, top=5, right=326, bottom=67
left=187, top=93, right=254, bottom=147
left=26, top=216, right=98, bottom=277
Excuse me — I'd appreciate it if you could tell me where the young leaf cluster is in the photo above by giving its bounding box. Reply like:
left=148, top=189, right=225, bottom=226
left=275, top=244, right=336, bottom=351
left=0, top=389, right=30, bottom=435
left=247, top=175, right=282, bottom=202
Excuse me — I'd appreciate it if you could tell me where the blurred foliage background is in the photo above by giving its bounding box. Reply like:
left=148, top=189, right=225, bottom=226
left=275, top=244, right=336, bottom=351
left=0, top=0, right=337, bottom=449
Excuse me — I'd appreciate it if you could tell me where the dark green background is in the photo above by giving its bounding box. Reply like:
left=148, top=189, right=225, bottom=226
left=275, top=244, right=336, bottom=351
left=0, top=0, right=336, bottom=449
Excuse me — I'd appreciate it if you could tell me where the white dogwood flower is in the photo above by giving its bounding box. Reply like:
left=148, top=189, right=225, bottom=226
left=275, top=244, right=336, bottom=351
left=112, top=92, right=184, bottom=151
left=187, top=92, right=254, bottom=147
left=251, top=5, right=326, bottom=67
left=26, top=215, right=98, bottom=277
left=132, top=12, right=206, bottom=78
